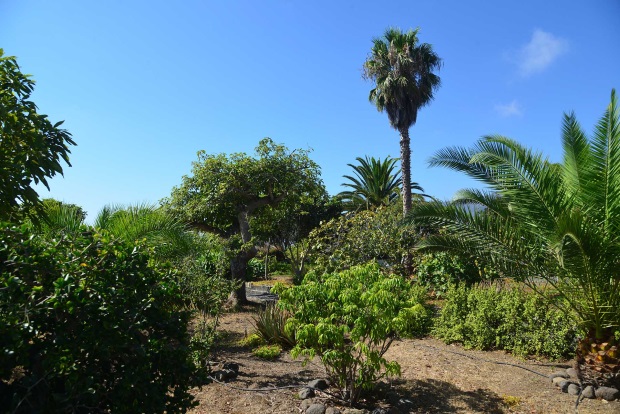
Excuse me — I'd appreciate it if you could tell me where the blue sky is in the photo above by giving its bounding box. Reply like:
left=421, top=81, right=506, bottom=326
left=2, top=1, right=619, bottom=221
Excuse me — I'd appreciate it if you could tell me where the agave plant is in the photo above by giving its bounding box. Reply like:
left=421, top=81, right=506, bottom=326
left=410, top=90, right=620, bottom=387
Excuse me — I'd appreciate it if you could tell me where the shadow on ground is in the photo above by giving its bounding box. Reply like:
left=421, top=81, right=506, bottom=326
left=392, top=378, right=507, bottom=413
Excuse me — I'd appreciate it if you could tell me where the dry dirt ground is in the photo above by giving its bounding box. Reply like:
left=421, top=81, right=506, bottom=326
left=189, top=310, right=619, bottom=414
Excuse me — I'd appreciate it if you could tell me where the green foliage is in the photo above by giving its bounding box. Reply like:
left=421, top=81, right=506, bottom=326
left=0, top=50, right=76, bottom=222
left=0, top=223, right=196, bottom=413
left=252, top=302, right=296, bottom=348
left=275, top=263, right=430, bottom=404
left=252, top=345, right=282, bottom=360
left=415, top=252, right=499, bottom=296
left=238, top=333, right=265, bottom=348
left=308, top=203, right=417, bottom=275
left=94, top=203, right=195, bottom=261
left=164, top=138, right=326, bottom=303
left=173, top=233, right=234, bottom=369
left=338, top=156, right=426, bottom=211
left=411, top=90, right=620, bottom=339
left=433, top=284, right=578, bottom=360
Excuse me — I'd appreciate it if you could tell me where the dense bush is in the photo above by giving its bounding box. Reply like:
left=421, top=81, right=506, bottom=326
left=275, top=263, right=431, bottom=404
left=0, top=223, right=197, bottom=413
left=307, top=204, right=417, bottom=275
left=414, top=252, right=499, bottom=296
left=173, top=233, right=233, bottom=370
left=433, top=284, right=578, bottom=359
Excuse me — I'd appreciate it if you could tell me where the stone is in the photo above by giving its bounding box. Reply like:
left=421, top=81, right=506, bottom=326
left=211, top=370, right=229, bottom=382
left=308, top=379, right=329, bottom=390
left=552, top=376, right=566, bottom=386
left=222, top=369, right=237, bottom=379
left=595, top=386, right=619, bottom=401
left=549, top=371, right=569, bottom=381
left=371, top=409, right=389, bottom=414
left=559, top=380, right=574, bottom=393
left=565, top=367, right=578, bottom=379
left=222, top=362, right=239, bottom=373
left=582, top=385, right=596, bottom=399
left=567, top=384, right=580, bottom=395
left=306, top=403, right=326, bottom=414
left=326, top=407, right=342, bottom=414
left=342, top=409, right=368, bottom=414
left=301, top=399, right=316, bottom=411
left=299, top=387, right=315, bottom=399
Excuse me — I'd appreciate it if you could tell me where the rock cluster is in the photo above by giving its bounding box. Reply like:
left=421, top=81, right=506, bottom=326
left=298, top=379, right=404, bottom=414
left=549, top=369, right=619, bottom=401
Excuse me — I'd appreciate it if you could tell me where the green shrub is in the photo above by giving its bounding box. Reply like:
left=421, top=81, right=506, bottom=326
left=238, top=333, right=265, bottom=348
left=174, top=234, right=234, bottom=370
left=252, top=344, right=282, bottom=360
left=0, top=223, right=197, bottom=413
left=307, top=204, right=417, bottom=275
left=415, top=252, right=498, bottom=296
left=275, top=263, right=431, bottom=404
left=252, top=302, right=296, bottom=348
left=433, top=284, right=578, bottom=359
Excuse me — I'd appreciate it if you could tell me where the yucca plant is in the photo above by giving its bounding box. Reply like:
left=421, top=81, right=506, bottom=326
left=409, top=90, right=620, bottom=387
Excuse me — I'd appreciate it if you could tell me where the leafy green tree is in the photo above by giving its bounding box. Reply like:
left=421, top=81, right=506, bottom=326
left=0, top=50, right=75, bottom=222
left=164, top=138, right=323, bottom=305
left=363, top=28, right=441, bottom=215
left=338, top=156, right=426, bottom=211
left=410, top=90, right=620, bottom=387
left=307, top=202, right=418, bottom=275
left=252, top=188, right=341, bottom=280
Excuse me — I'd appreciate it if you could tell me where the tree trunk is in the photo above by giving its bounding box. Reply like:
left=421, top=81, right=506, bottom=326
left=228, top=252, right=252, bottom=307
left=399, top=127, right=414, bottom=274
left=399, top=127, right=412, bottom=215
left=227, top=209, right=257, bottom=307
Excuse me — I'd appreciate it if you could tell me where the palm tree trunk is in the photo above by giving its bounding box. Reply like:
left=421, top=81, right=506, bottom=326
left=399, top=127, right=414, bottom=274
left=399, top=127, right=412, bottom=215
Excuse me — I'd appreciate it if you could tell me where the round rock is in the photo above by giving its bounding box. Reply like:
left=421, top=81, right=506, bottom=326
left=582, top=385, right=596, bottom=399
left=552, top=376, right=566, bottom=386
left=326, top=407, right=342, bottom=414
left=594, top=386, right=619, bottom=401
left=567, top=384, right=580, bottom=395
left=306, top=403, right=326, bottom=414
left=299, top=387, right=315, bottom=399
left=559, top=380, right=573, bottom=393
left=308, top=379, right=329, bottom=390
left=565, top=367, right=578, bottom=379
left=549, top=371, right=569, bottom=381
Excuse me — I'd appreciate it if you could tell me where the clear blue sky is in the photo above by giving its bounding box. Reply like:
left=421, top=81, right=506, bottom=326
left=2, top=1, right=619, bottom=221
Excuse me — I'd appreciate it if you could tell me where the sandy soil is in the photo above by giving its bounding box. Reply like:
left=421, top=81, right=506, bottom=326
left=189, top=311, right=619, bottom=414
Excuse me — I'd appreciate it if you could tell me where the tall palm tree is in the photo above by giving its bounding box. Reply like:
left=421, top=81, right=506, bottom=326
left=363, top=27, right=441, bottom=215
left=338, top=156, right=426, bottom=211
left=410, top=90, right=620, bottom=387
